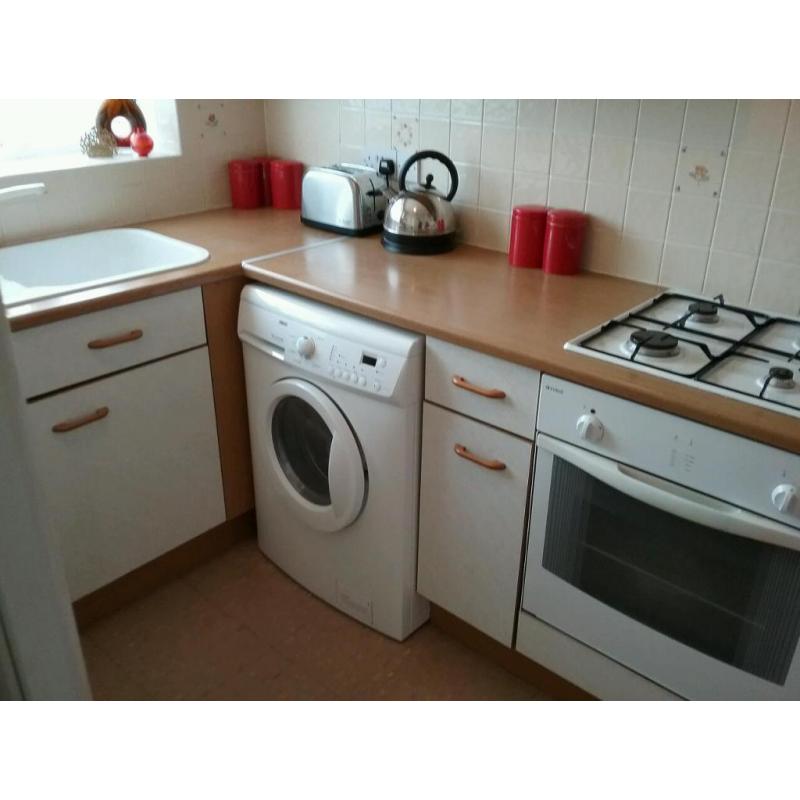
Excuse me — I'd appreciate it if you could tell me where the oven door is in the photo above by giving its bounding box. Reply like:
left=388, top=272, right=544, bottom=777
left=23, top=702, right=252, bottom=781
left=522, top=433, right=800, bottom=700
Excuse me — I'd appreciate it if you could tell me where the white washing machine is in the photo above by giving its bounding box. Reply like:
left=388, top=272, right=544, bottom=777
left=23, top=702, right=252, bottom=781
left=237, top=284, right=429, bottom=640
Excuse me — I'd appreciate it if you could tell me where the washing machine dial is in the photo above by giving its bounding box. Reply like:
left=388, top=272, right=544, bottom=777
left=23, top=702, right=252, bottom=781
left=296, top=336, right=315, bottom=358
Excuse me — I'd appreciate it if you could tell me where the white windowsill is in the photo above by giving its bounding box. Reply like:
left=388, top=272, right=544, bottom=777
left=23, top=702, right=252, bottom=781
left=0, top=147, right=182, bottom=180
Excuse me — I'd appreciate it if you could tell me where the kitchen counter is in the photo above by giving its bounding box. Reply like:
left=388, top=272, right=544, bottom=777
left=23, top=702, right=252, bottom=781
left=243, top=236, right=800, bottom=455
left=6, top=206, right=798, bottom=453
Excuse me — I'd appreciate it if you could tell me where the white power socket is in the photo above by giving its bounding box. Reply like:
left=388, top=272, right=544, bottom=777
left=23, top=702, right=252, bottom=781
left=359, top=148, right=399, bottom=174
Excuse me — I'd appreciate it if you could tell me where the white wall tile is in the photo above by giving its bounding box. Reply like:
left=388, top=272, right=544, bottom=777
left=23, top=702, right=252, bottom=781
left=548, top=177, right=587, bottom=209
left=595, top=100, right=639, bottom=138
left=475, top=210, right=511, bottom=251
left=420, top=100, right=450, bottom=118
left=511, top=171, right=548, bottom=206
left=340, top=108, right=365, bottom=146
left=703, top=251, right=758, bottom=305
left=341, top=99, right=364, bottom=109
left=722, top=148, right=780, bottom=205
left=624, top=189, right=671, bottom=240
left=453, top=163, right=480, bottom=205
left=772, top=156, right=800, bottom=211
left=585, top=182, right=628, bottom=229
left=682, top=100, right=736, bottom=147
left=588, top=136, right=634, bottom=185
left=551, top=135, right=592, bottom=179
left=478, top=168, right=513, bottom=211
left=364, top=99, right=390, bottom=111
left=419, top=117, right=451, bottom=152
left=762, top=209, right=800, bottom=264
left=392, top=99, right=420, bottom=116
left=667, top=195, right=718, bottom=247
left=451, top=99, right=484, bottom=122
left=783, top=101, right=800, bottom=158
left=483, top=100, right=518, bottom=126
left=712, top=202, right=769, bottom=256
left=630, top=140, right=679, bottom=191
left=659, top=243, right=709, bottom=292
left=515, top=128, right=552, bottom=173
left=392, top=115, right=419, bottom=150
left=616, top=236, right=662, bottom=283
left=481, top=125, right=516, bottom=170
left=637, top=100, right=686, bottom=142
left=454, top=204, right=480, bottom=243
left=583, top=224, right=620, bottom=274
left=731, top=100, right=789, bottom=152
left=518, top=100, right=556, bottom=130
left=365, top=111, right=392, bottom=147
left=750, top=259, right=800, bottom=314
left=554, top=100, right=596, bottom=136
left=450, top=122, right=482, bottom=164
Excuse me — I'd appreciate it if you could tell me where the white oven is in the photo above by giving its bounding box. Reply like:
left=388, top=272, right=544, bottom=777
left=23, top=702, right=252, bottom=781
left=522, top=376, right=800, bottom=700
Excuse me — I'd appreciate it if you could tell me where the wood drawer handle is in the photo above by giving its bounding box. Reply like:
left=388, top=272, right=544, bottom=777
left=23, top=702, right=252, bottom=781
left=87, top=329, right=143, bottom=349
left=451, top=374, right=506, bottom=399
left=454, top=443, right=506, bottom=471
left=52, top=407, right=109, bottom=433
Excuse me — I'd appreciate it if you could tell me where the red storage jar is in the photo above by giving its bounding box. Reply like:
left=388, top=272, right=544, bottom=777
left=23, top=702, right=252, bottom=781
left=250, top=157, right=274, bottom=206
left=542, top=209, right=588, bottom=275
left=228, top=160, right=263, bottom=209
left=508, top=204, right=548, bottom=268
left=270, top=159, right=303, bottom=209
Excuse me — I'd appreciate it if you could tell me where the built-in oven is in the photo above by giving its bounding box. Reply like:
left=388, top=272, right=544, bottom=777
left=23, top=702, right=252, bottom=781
left=522, top=376, right=800, bottom=700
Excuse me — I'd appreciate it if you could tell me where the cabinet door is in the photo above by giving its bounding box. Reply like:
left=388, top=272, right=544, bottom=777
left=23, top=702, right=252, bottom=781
left=417, top=402, right=532, bottom=646
left=24, top=347, right=225, bottom=599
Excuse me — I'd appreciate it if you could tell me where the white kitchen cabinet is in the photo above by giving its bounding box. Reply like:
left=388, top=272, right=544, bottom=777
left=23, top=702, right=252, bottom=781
left=24, top=346, right=225, bottom=599
left=417, top=402, right=533, bottom=646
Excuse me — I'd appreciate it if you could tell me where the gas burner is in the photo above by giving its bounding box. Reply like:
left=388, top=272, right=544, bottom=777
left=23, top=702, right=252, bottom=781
left=759, top=366, right=796, bottom=391
left=687, top=301, right=719, bottom=324
left=624, top=330, right=680, bottom=359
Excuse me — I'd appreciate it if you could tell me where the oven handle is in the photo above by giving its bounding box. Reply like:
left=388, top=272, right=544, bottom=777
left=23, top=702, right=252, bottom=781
left=537, top=434, right=800, bottom=553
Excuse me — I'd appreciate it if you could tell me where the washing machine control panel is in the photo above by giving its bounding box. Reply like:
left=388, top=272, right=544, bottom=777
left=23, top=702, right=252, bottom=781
left=251, top=307, right=405, bottom=398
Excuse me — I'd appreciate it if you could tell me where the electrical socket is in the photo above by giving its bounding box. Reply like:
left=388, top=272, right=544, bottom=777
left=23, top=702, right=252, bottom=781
left=359, top=147, right=399, bottom=174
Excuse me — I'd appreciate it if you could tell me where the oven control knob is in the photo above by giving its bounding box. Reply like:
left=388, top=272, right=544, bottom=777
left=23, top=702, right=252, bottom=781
left=296, top=336, right=315, bottom=358
left=576, top=413, right=604, bottom=442
left=771, top=484, right=798, bottom=514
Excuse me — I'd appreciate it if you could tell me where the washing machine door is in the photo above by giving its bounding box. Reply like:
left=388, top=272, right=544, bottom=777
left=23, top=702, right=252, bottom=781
left=264, top=378, right=367, bottom=533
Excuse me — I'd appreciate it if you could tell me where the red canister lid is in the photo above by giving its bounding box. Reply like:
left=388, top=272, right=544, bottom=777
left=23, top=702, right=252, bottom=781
left=229, top=159, right=258, bottom=173
left=512, top=204, right=548, bottom=218
left=270, top=159, right=302, bottom=173
left=546, top=208, right=588, bottom=228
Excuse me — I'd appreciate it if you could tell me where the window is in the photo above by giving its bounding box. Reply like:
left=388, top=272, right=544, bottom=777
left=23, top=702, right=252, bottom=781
left=0, top=99, right=181, bottom=177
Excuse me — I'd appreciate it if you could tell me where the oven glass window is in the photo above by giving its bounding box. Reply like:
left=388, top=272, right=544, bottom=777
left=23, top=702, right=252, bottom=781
left=272, top=397, right=333, bottom=506
left=542, top=456, right=800, bottom=685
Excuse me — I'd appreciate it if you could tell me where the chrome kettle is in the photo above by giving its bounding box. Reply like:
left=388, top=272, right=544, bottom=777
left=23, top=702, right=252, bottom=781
left=382, top=150, right=459, bottom=254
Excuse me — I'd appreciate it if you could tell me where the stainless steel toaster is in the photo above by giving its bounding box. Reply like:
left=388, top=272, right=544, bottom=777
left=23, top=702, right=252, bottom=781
left=300, top=164, right=389, bottom=235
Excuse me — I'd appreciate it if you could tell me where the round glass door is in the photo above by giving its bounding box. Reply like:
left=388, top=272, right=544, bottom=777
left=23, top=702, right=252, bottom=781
left=272, top=396, right=333, bottom=506
left=264, top=378, right=367, bottom=533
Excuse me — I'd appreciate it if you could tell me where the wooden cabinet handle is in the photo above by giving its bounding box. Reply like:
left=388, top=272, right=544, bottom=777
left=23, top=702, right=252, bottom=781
left=87, top=329, right=143, bottom=349
left=52, top=407, right=109, bottom=433
left=454, top=443, right=506, bottom=471
left=451, top=374, right=506, bottom=399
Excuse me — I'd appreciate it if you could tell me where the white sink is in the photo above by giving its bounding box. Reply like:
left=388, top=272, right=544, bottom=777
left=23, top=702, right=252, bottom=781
left=0, top=228, right=210, bottom=307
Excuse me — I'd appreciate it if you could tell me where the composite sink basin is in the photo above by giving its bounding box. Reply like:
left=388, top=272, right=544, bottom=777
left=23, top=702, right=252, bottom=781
left=0, top=228, right=210, bottom=307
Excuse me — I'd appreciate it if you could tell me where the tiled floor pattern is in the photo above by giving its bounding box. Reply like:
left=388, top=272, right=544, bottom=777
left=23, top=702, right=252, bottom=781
left=81, top=539, right=549, bottom=700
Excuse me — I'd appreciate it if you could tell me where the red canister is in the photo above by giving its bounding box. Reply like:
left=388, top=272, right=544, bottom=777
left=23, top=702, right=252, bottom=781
left=251, top=157, right=274, bottom=206
left=542, top=209, right=588, bottom=275
left=508, top=205, right=548, bottom=268
left=270, top=159, right=303, bottom=209
left=228, top=159, right=262, bottom=209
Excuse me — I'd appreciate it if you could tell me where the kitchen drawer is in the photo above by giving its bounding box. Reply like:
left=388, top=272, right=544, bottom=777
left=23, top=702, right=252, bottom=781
left=425, top=337, right=539, bottom=438
left=24, top=347, right=225, bottom=599
left=12, top=288, right=206, bottom=398
left=417, top=402, right=533, bottom=646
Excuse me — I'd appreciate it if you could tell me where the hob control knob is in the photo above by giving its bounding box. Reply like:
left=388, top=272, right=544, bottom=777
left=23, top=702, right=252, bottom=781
left=296, top=336, right=315, bottom=358
left=772, top=484, right=798, bottom=514
left=576, top=413, right=604, bottom=443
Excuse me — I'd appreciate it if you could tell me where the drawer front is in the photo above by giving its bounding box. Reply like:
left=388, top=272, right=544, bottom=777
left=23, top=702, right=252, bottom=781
left=425, top=337, right=539, bottom=438
left=417, top=402, right=532, bottom=646
left=24, top=347, right=225, bottom=599
left=12, top=288, right=207, bottom=398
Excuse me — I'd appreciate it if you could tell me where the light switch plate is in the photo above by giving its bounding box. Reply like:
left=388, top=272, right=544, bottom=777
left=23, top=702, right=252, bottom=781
left=675, top=146, right=726, bottom=196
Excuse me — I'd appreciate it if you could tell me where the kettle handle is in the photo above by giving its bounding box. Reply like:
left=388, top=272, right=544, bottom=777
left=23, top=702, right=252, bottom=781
left=399, top=149, right=459, bottom=202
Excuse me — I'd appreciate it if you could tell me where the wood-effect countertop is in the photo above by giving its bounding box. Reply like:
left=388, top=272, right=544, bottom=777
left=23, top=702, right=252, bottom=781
left=243, top=236, right=800, bottom=455
left=5, top=206, right=797, bottom=453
